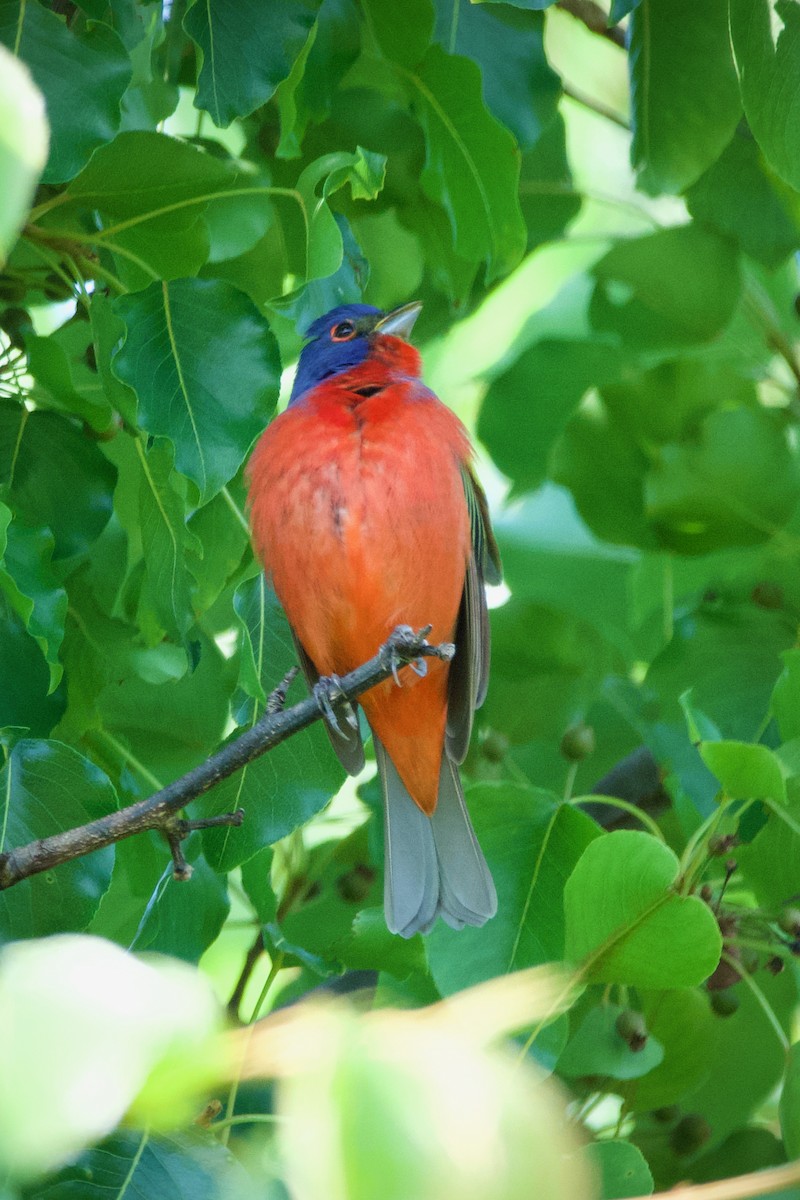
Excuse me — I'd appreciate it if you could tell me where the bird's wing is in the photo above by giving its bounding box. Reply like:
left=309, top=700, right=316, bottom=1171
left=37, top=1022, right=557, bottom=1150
left=446, top=464, right=502, bottom=764
left=290, top=629, right=366, bottom=776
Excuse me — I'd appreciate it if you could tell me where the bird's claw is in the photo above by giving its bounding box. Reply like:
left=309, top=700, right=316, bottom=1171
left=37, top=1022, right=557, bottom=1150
left=313, top=675, right=359, bottom=738
left=383, top=624, right=432, bottom=686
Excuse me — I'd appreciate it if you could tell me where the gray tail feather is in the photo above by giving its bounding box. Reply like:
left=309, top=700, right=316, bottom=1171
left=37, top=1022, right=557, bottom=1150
left=376, top=737, right=497, bottom=939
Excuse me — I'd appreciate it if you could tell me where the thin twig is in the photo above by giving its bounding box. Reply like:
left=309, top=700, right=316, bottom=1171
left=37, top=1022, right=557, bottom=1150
left=0, top=626, right=453, bottom=891
left=227, top=930, right=266, bottom=1021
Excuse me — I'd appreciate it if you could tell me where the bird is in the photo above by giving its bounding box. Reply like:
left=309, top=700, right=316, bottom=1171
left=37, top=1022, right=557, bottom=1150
left=246, top=301, right=500, bottom=937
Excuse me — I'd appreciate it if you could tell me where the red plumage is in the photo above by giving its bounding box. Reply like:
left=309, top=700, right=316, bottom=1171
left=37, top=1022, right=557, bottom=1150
left=248, top=337, right=469, bottom=815
left=247, top=308, right=498, bottom=936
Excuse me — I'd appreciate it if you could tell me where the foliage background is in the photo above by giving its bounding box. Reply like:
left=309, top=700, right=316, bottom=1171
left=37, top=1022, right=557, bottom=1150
left=2, top=0, right=800, bottom=1196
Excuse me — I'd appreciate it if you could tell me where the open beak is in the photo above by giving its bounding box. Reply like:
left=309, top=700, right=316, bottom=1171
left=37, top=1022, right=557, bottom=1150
left=375, top=301, right=422, bottom=340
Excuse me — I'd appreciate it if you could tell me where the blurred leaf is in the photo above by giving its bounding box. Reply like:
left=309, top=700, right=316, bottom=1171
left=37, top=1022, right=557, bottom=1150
left=644, top=408, right=800, bottom=555
left=26, top=1129, right=249, bottom=1200
left=0, top=0, right=130, bottom=184
left=645, top=604, right=795, bottom=743
left=362, top=0, right=433, bottom=66
left=699, top=740, right=786, bottom=804
left=279, top=1006, right=592, bottom=1200
left=113, top=278, right=280, bottom=505
left=427, top=785, right=601, bottom=994
left=197, top=575, right=346, bottom=870
left=780, top=1042, right=800, bottom=1159
left=494, top=487, right=640, bottom=652
left=586, top=1140, right=654, bottom=1200
left=771, top=649, right=800, bottom=742
left=0, top=516, right=66, bottom=691
left=0, top=935, right=220, bottom=1181
left=0, top=401, right=116, bottom=560
left=184, top=0, right=314, bottom=127
left=478, top=339, right=624, bottom=493
left=629, top=0, right=741, bottom=194
left=0, top=45, right=48, bottom=266
left=626, top=989, right=719, bottom=1112
left=0, top=740, right=116, bottom=943
left=434, top=2, right=560, bottom=151
left=519, top=113, right=582, bottom=251
left=737, top=798, right=800, bottom=909
left=564, top=831, right=722, bottom=987
left=730, top=0, right=800, bottom=192
left=687, top=125, right=800, bottom=268
left=590, top=226, right=741, bottom=352
left=558, top=1004, right=664, bottom=1080
left=483, top=599, right=615, bottom=744
left=610, top=0, right=641, bottom=17
left=682, top=966, right=797, bottom=1143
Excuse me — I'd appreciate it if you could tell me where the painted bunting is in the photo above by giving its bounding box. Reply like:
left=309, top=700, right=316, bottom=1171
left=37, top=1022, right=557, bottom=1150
left=247, top=302, right=500, bottom=937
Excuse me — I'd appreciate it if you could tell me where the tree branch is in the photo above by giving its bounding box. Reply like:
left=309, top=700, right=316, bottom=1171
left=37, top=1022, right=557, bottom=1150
left=556, top=0, right=627, bottom=49
left=0, top=625, right=454, bottom=892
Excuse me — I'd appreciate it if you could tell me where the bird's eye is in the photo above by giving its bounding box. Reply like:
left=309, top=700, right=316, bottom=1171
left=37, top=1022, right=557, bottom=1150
left=331, top=320, right=356, bottom=342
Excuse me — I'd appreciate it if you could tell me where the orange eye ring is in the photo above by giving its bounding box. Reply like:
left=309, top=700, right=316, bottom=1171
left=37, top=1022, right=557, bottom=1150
left=331, top=320, right=356, bottom=342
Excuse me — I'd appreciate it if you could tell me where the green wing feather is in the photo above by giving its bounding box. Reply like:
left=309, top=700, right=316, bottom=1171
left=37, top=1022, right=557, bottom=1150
left=446, top=465, right=502, bottom=764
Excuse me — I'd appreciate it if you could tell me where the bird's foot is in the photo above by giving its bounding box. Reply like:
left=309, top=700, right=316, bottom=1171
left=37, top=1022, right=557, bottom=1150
left=313, top=674, right=359, bottom=738
left=383, top=624, right=433, bottom=686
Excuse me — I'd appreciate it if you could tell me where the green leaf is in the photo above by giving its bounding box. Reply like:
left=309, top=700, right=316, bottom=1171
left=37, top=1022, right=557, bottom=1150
left=0, top=44, right=48, bottom=266
left=135, top=439, right=202, bottom=642
left=335, top=906, right=427, bottom=978
left=482, top=599, right=614, bottom=744
left=403, top=44, right=526, bottom=280
left=564, top=831, right=722, bottom=987
left=25, top=323, right=114, bottom=433
left=590, top=226, right=741, bottom=352
left=729, top=0, right=800, bottom=192
left=97, top=633, right=231, bottom=785
left=0, top=401, right=116, bottom=561
left=771, top=649, right=800, bottom=742
left=644, top=407, right=800, bottom=555
left=629, top=0, right=741, bottom=194
left=196, top=575, right=346, bottom=871
left=362, top=0, right=433, bottom=67
left=0, top=0, right=131, bottom=184
left=586, top=1140, right=654, bottom=1200
left=185, top=0, right=314, bottom=128
left=0, top=936, right=220, bottom=1181
left=113, top=279, right=280, bottom=505
left=90, top=839, right=229, bottom=965
left=187, top=490, right=250, bottom=616
left=0, top=595, right=64, bottom=735
left=478, top=339, right=624, bottom=494
left=610, top=0, right=641, bottom=17
left=737, top=798, right=800, bottom=909
left=434, top=2, right=560, bottom=151
left=427, top=785, right=601, bottom=994
left=687, top=125, right=800, bottom=269
left=519, top=114, right=582, bottom=251
left=61, top=130, right=274, bottom=288
left=680, top=967, right=796, bottom=1143
left=627, top=989, right=719, bottom=1112
left=0, top=740, right=117, bottom=944
left=780, top=1041, right=800, bottom=1159
left=0, top=517, right=66, bottom=691
left=558, top=1004, right=664, bottom=1081
left=699, top=740, right=787, bottom=804
left=28, top=1129, right=249, bottom=1199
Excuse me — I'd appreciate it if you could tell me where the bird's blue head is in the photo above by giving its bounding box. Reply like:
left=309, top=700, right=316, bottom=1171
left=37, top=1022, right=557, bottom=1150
left=289, top=301, right=421, bottom=405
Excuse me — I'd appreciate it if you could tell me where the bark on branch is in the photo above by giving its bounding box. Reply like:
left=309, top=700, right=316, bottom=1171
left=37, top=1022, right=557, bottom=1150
left=0, top=625, right=454, bottom=892
left=556, top=0, right=627, bottom=49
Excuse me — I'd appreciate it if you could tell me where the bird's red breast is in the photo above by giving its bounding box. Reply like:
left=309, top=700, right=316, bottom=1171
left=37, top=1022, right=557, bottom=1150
left=247, top=334, right=472, bottom=814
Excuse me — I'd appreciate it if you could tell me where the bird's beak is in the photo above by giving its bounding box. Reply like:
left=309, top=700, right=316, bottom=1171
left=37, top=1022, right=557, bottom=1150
left=375, top=301, right=422, bottom=340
